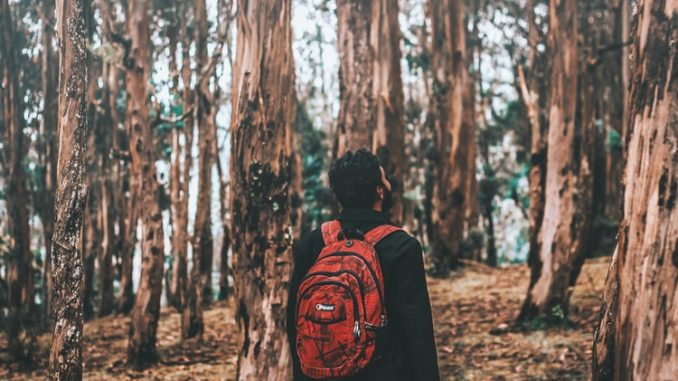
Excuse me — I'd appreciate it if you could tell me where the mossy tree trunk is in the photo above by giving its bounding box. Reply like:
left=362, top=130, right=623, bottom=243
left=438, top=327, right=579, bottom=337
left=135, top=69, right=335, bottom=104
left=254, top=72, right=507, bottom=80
left=230, top=0, right=298, bottom=378
left=48, top=0, right=89, bottom=377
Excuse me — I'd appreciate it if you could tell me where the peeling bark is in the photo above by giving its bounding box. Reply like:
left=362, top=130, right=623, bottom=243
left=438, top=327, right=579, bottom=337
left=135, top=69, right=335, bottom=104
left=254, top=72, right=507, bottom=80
left=519, top=0, right=548, bottom=294
left=230, top=0, right=296, bottom=378
left=520, top=0, right=581, bottom=320
left=125, top=0, right=165, bottom=366
left=428, top=0, right=476, bottom=274
left=593, top=2, right=678, bottom=379
left=49, top=0, right=89, bottom=378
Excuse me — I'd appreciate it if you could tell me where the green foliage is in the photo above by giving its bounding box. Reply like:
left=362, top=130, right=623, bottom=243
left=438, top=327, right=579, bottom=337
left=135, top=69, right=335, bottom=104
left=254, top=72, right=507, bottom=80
left=606, top=128, right=622, bottom=152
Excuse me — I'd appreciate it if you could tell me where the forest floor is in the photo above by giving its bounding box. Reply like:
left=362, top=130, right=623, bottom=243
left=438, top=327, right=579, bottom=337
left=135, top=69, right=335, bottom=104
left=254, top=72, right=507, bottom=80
left=0, top=257, right=608, bottom=380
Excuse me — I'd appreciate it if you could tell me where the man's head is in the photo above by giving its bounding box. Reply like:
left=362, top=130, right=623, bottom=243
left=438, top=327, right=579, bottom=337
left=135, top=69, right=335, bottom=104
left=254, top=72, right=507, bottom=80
left=328, top=149, right=393, bottom=212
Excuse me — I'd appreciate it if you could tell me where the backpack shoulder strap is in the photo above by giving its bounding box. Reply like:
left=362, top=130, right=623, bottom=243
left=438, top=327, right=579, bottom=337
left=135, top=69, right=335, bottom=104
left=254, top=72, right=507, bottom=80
left=364, top=224, right=402, bottom=246
left=321, top=220, right=342, bottom=245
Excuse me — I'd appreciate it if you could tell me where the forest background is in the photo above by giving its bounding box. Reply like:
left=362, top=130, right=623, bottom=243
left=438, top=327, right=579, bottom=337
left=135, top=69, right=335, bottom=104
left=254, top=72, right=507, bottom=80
left=1, top=0, right=676, bottom=380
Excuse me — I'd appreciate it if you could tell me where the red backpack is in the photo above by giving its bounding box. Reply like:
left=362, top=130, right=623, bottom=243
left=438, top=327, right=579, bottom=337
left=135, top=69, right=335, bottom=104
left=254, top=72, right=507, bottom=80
left=295, top=220, right=401, bottom=379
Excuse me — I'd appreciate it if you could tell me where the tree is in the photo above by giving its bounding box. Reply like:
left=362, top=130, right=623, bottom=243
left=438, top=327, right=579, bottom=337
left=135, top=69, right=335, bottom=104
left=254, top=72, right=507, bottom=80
left=428, top=0, right=476, bottom=274
left=518, top=0, right=547, bottom=280
left=592, top=2, right=678, bottom=379
left=334, top=0, right=406, bottom=223
left=38, top=0, right=59, bottom=325
left=1, top=0, right=34, bottom=362
left=168, top=0, right=193, bottom=312
left=125, top=0, right=165, bottom=366
left=183, top=0, right=213, bottom=339
left=371, top=0, right=406, bottom=224
left=334, top=0, right=375, bottom=156
left=230, top=0, right=298, bottom=378
left=519, top=0, right=583, bottom=320
left=48, top=0, right=89, bottom=377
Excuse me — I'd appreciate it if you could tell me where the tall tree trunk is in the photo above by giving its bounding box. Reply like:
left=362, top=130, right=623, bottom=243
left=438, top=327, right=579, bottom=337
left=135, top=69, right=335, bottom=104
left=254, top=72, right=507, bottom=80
left=1, top=0, right=34, bottom=363
left=518, top=0, right=548, bottom=298
left=84, top=40, right=101, bottom=320
left=183, top=0, right=213, bottom=339
left=169, top=0, right=193, bottom=313
left=125, top=0, right=165, bottom=366
left=230, top=0, right=296, bottom=378
left=49, top=0, right=89, bottom=377
left=216, top=157, right=231, bottom=301
left=83, top=187, right=99, bottom=320
left=600, top=0, right=626, bottom=221
left=428, top=0, right=475, bottom=274
left=334, top=0, right=375, bottom=157
left=592, top=3, right=678, bottom=380
left=39, top=0, right=59, bottom=327
left=519, top=0, right=580, bottom=321
left=371, top=0, right=405, bottom=225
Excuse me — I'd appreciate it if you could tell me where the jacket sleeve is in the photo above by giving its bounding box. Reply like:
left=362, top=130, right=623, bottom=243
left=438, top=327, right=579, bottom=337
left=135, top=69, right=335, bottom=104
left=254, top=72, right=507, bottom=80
left=390, top=238, right=440, bottom=381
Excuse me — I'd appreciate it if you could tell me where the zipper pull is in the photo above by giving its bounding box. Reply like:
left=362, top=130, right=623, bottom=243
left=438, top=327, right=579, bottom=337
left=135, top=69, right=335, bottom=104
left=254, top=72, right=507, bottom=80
left=353, top=321, right=360, bottom=340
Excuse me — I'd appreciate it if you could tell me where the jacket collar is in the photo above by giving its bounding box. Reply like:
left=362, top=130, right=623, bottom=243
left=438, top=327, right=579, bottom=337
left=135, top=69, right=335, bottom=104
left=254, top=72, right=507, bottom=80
left=338, top=208, right=389, bottom=224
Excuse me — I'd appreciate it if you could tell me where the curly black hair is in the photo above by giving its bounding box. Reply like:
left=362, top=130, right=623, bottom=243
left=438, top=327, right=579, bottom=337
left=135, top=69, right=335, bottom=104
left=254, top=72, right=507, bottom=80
left=329, top=149, right=382, bottom=209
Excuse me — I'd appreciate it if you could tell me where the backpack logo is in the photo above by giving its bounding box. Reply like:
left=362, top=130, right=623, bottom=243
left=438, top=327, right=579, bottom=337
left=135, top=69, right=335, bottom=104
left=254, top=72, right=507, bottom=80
left=315, top=303, right=335, bottom=311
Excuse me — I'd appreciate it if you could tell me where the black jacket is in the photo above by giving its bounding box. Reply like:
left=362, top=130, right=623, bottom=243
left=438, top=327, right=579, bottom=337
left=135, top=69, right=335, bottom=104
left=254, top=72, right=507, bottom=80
left=286, top=209, right=440, bottom=381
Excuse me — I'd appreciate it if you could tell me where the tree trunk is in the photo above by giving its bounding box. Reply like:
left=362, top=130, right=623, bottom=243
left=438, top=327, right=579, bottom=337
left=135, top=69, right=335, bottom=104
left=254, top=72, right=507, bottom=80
left=519, top=0, right=580, bottom=321
left=428, top=0, right=475, bottom=274
left=83, top=188, right=99, bottom=320
left=48, top=0, right=89, bottom=377
left=169, top=0, right=193, bottom=313
left=370, top=0, right=405, bottom=225
left=230, top=0, right=296, bottom=378
left=334, top=0, right=375, bottom=157
left=592, top=2, right=678, bottom=380
left=183, top=0, right=213, bottom=339
left=125, top=0, right=165, bottom=366
left=518, top=0, right=548, bottom=299
left=39, top=0, right=59, bottom=327
left=1, top=0, right=34, bottom=363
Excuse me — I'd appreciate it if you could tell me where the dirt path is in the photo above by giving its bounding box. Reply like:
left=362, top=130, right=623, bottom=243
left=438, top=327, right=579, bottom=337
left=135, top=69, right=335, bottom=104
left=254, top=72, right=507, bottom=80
left=0, top=258, right=607, bottom=380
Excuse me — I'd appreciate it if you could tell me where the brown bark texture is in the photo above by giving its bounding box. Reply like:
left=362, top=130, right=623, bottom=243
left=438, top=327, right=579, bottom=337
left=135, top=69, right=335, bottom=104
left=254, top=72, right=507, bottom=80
left=169, top=0, right=193, bottom=313
left=592, top=2, right=678, bottom=380
left=49, top=0, right=89, bottom=378
left=335, top=0, right=375, bottom=156
left=125, top=0, right=165, bottom=366
left=370, top=0, right=406, bottom=225
left=183, top=0, right=212, bottom=339
left=2, top=0, right=35, bottom=363
left=230, top=0, right=297, bottom=378
left=520, top=0, right=582, bottom=320
left=428, top=0, right=476, bottom=274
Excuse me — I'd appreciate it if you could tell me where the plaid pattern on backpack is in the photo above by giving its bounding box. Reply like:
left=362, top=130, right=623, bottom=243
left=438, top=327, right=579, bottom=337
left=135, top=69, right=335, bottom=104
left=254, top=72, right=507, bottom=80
left=295, top=220, right=401, bottom=379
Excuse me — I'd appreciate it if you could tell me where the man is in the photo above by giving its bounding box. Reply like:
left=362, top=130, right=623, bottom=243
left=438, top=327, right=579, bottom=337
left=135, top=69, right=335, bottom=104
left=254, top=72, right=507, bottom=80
left=287, top=149, right=440, bottom=381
